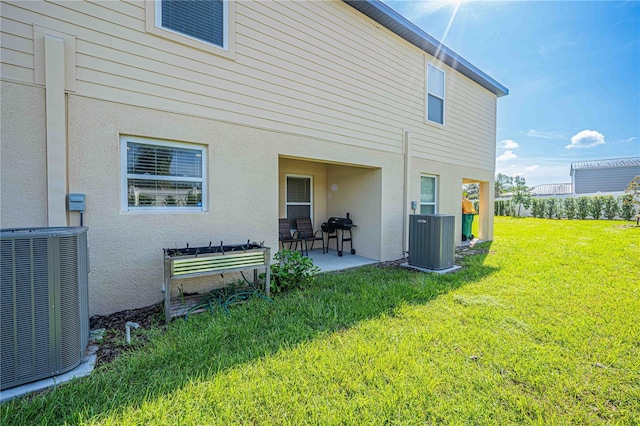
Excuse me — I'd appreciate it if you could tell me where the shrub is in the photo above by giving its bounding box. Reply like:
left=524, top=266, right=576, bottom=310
left=495, top=200, right=508, bottom=216
left=590, top=196, right=604, bottom=220
left=620, top=194, right=636, bottom=221
left=531, top=199, right=540, bottom=218
left=270, top=249, right=320, bottom=293
left=563, top=198, right=577, bottom=220
left=556, top=199, right=564, bottom=219
left=577, top=197, right=590, bottom=220
left=535, top=199, right=547, bottom=218
left=603, top=195, right=620, bottom=220
left=545, top=198, right=557, bottom=219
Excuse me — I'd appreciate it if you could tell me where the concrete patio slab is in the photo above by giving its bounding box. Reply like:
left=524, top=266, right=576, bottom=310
left=306, top=248, right=378, bottom=272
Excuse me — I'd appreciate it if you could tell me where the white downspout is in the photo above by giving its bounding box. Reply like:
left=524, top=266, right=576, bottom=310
left=45, top=35, right=67, bottom=226
left=402, top=129, right=411, bottom=255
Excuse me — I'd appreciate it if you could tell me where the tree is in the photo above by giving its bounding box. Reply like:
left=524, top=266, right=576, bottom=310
left=625, top=176, right=640, bottom=211
left=590, top=196, right=604, bottom=220
left=545, top=198, right=558, bottom=219
left=495, top=173, right=513, bottom=197
left=576, top=197, right=590, bottom=220
left=563, top=197, right=577, bottom=220
left=620, top=194, right=635, bottom=221
left=511, top=175, right=532, bottom=217
left=603, top=195, right=619, bottom=220
left=462, top=183, right=479, bottom=200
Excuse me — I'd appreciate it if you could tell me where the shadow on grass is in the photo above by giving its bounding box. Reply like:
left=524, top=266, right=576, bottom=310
left=2, top=243, right=497, bottom=425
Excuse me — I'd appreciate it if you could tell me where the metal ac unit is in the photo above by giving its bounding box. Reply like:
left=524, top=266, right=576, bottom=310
left=408, top=214, right=455, bottom=270
left=1, top=227, right=89, bottom=390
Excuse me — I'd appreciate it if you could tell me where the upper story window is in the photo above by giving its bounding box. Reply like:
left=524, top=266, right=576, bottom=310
left=121, top=136, right=206, bottom=212
left=157, top=0, right=227, bottom=49
left=146, top=0, right=235, bottom=59
left=427, top=64, right=445, bottom=125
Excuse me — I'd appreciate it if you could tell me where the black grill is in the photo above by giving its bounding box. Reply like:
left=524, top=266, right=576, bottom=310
left=321, top=214, right=356, bottom=257
left=327, top=216, right=353, bottom=230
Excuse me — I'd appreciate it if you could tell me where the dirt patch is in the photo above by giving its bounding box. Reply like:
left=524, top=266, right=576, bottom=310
left=89, top=302, right=164, bottom=366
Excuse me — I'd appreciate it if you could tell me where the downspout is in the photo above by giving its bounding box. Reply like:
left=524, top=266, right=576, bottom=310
left=402, top=129, right=411, bottom=255
left=45, top=35, right=67, bottom=226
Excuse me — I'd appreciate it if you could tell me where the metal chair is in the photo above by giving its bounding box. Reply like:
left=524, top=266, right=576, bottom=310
left=279, top=218, right=303, bottom=254
left=296, top=218, right=325, bottom=255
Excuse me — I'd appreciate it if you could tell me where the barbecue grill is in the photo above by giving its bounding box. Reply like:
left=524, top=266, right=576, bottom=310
left=322, top=213, right=356, bottom=256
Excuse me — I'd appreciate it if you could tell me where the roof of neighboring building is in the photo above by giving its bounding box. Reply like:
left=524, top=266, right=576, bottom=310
left=570, top=157, right=640, bottom=171
left=531, top=183, right=573, bottom=196
left=342, top=0, right=509, bottom=98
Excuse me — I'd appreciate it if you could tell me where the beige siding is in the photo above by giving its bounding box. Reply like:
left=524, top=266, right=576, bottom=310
left=2, top=0, right=497, bottom=167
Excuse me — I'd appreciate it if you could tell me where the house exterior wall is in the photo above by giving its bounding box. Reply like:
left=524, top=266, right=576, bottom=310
left=411, top=158, right=495, bottom=246
left=573, top=167, right=640, bottom=194
left=1, top=0, right=501, bottom=315
left=0, top=82, right=48, bottom=227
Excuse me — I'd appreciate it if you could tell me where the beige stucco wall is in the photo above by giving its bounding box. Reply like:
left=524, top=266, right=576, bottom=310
left=65, top=96, right=408, bottom=315
left=411, top=157, right=495, bottom=245
left=0, top=81, right=48, bottom=228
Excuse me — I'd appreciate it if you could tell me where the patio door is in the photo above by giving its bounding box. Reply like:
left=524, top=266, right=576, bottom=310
left=286, top=175, right=312, bottom=229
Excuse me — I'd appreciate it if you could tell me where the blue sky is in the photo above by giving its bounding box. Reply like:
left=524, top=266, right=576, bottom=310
left=382, top=0, right=640, bottom=187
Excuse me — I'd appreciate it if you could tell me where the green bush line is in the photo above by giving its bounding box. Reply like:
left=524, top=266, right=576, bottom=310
left=495, top=194, right=637, bottom=220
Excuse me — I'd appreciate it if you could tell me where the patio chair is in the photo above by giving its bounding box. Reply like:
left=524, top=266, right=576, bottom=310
left=279, top=218, right=303, bottom=254
left=296, top=218, right=325, bottom=255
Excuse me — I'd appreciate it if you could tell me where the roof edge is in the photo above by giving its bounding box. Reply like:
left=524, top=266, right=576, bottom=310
left=342, top=0, right=509, bottom=97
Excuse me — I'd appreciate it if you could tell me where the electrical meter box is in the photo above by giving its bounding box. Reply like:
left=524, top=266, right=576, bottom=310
left=68, top=193, right=85, bottom=212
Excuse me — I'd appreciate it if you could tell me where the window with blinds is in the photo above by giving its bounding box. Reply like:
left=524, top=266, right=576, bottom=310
left=286, top=175, right=312, bottom=228
left=121, top=136, right=206, bottom=211
left=158, top=0, right=226, bottom=49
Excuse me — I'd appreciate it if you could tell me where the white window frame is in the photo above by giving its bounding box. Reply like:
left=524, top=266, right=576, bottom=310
left=420, top=174, right=438, bottom=214
left=145, top=0, right=236, bottom=60
left=120, top=135, right=207, bottom=213
left=285, top=174, right=313, bottom=228
left=426, top=63, right=446, bottom=126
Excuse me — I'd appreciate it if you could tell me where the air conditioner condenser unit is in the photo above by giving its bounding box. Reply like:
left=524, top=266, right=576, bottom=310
left=408, top=214, right=455, bottom=270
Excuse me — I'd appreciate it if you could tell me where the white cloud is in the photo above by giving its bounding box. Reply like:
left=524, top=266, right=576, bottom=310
left=499, top=139, right=519, bottom=149
left=525, top=165, right=540, bottom=171
left=526, top=129, right=566, bottom=140
left=620, top=136, right=637, bottom=143
left=497, top=150, right=518, bottom=162
left=565, top=130, right=606, bottom=150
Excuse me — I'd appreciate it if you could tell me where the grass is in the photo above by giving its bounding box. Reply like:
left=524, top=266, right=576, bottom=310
left=2, top=218, right=639, bottom=425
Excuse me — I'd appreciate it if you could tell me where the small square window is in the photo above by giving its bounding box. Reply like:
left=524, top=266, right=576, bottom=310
left=159, top=0, right=226, bottom=48
left=146, top=0, right=235, bottom=59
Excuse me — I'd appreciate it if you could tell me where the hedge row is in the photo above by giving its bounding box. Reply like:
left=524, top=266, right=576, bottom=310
left=495, top=195, right=638, bottom=220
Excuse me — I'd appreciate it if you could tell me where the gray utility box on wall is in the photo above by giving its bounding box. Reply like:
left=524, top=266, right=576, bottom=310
left=0, top=227, right=89, bottom=390
left=408, top=214, right=455, bottom=270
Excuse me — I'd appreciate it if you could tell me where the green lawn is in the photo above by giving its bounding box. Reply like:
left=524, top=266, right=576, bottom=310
left=2, top=218, right=639, bottom=425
